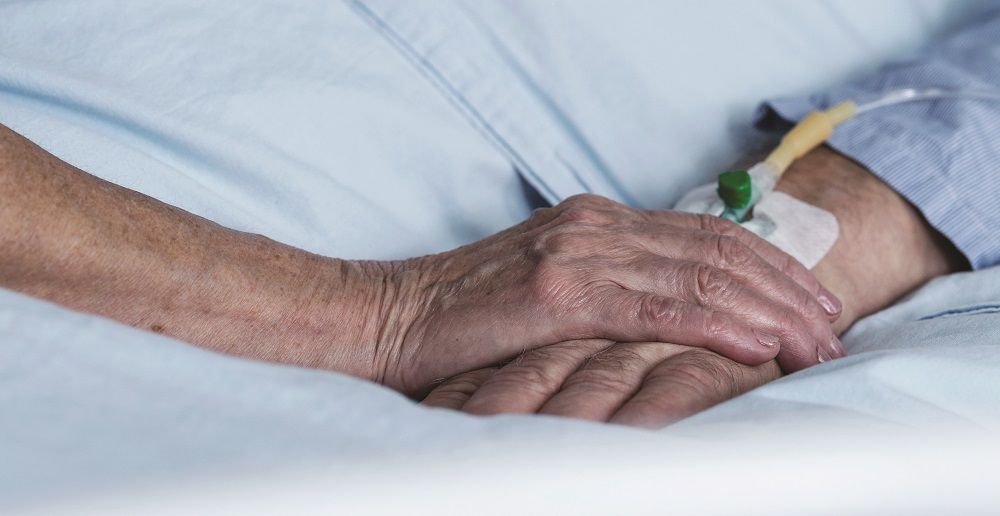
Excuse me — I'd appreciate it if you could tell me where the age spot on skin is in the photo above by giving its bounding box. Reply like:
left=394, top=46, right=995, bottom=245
left=150, top=324, right=165, bottom=333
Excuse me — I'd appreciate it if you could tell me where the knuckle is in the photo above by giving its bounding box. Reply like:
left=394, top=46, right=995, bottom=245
left=528, top=206, right=556, bottom=225
left=584, top=346, right=644, bottom=371
left=663, top=350, right=744, bottom=398
left=800, top=296, right=829, bottom=324
left=442, top=376, right=485, bottom=393
left=558, top=205, right=609, bottom=226
left=425, top=370, right=496, bottom=400
left=555, top=195, right=620, bottom=225
left=637, top=295, right=678, bottom=325
left=713, top=235, right=755, bottom=269
left=780, top=282, right=824, bottom=323
left=560, top=205, right=596, bottom=224
left=615, top=397, right=683, bottom=427
left=703, top=309, right=733, bottom=342
left=563, top=366, right=635, bottom=396
left=493, top=360, right=563, bottom=395
left=422, top=390, right=470, bottom=408
left=774, top=309, right=810, bottom=342
left=563, top=193, right=616, bottom=210
left=692, top=264, right=737, bottom=306
left=696, top=213, right=740, bottom=236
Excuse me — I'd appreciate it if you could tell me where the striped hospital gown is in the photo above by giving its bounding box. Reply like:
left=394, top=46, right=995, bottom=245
left=759, top=5, right=1000, bottom=270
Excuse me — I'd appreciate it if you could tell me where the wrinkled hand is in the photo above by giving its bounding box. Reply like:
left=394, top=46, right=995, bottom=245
left=422, top=339, right=780, bottom=428
left=380, top=194, right=842, bottom=395
left=421, top=146, right=969, bottom=426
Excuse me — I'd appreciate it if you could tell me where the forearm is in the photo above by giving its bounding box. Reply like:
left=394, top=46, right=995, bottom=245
left=0, top=124, right=390, bottom=379
left=0, top=121, right=849, bottom=397
left=777, top=146, right=967, bottom=333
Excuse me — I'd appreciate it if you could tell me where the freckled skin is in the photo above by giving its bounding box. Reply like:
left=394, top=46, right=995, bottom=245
left=0, top=123, right=843, bottom=399
left=0, top=124, right=388, bottom=382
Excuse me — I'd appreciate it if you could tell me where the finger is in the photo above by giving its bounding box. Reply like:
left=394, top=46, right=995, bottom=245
left=587, top=288, right=781, bottom=366
left=647, top=211, right=842, bottom=321
left=537, top=197, right=841, bottom=323
left=628, top=224, right=846, bottom=365
left=610, top=348, right=781, bottom=428
left=462, top=339, right=613, bottom=415
left=537, top=196, right=840, bottom=362
left=641, top=223, right=838, bottom=324
left=539, top=342, right=682, bottom=422
left=541, top=203, right=843, bottom=326
left=608, top=255, right=841, bottom=372
left=421, top=368, right=497, bottom=410
left=534, top=204, right=844, bottom=366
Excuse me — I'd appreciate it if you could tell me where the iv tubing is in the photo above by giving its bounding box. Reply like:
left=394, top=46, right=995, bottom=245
left=768, top=87, right=1000, bottom=177
left=718, top=86, right=1000, bottom=222
left=854, top=87, right=1000, bottom=114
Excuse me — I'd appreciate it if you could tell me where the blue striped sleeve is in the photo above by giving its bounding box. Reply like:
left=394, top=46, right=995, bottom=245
left=755, top=9, right=1000, bottom=270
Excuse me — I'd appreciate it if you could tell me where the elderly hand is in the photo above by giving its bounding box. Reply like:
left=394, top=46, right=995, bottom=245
left=419, top=147, right=973, bottom=426
left=421, top=339, right=779, bottom=428
left=0, top=125, right=839, bottom=401
left=381, top=194, right=842, bottom=395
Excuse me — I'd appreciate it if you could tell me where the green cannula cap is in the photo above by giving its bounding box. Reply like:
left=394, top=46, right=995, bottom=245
left=717, top=170, right=752, bottom=209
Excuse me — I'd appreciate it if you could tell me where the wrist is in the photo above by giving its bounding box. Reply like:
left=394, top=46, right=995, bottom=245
left=169, top=232, right=416, bottom=386
left=0, top=122, right=438, bottom=389
left=305, top=255, right=441, bottom=392
left=776, top=146, right=967, bottom=331
left=287, top=256, right=391, bottom=380
left=175, top=236, right=392, bottom=382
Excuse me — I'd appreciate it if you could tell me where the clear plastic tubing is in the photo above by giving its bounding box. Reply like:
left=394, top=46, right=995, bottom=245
left=855, top=87, right=1000, bottom=114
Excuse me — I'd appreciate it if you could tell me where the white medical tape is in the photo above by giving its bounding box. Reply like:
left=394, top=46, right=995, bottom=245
left=674, top=184, right=838, bottom=269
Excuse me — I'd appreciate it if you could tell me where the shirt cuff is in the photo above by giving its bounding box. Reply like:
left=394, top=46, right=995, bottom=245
left=755, top=96, right=998, bottom=269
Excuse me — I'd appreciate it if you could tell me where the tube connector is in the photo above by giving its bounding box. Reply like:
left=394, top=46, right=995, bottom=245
left=764, top=100, right=856, bottom=176
left=719, top=162, right=778, bottom=222
left=717, top=170, right=752, bottom=209
left=718, top=101, right=856, bottom=223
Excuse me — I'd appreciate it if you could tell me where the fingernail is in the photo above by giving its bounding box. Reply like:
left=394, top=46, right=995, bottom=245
left=754, top=330, right=780, bottom=349
left=817, top=287, right=842, bottom=316
left=828, top=336, right=847, bottom=358
left=818, top=347, right=832, bottom=363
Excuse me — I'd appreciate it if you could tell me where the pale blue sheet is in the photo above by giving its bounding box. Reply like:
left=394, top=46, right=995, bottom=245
left=0, top=0, right=534, bottom=260
left=1, top=0, right=998, bottom=511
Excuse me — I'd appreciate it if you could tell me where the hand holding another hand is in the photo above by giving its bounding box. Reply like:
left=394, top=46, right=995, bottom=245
left=380, top=194, right=842, bottom=395
left=419, top=147, right=970, bottom=428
